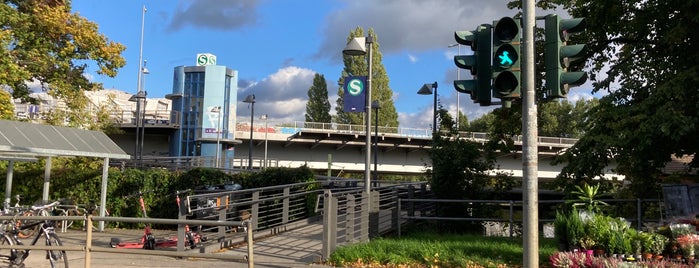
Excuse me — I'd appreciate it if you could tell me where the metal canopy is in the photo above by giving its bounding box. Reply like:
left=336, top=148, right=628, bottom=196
left=0, top=120, right=130, bottom=159
left=0, top=120, right=127, bottom=231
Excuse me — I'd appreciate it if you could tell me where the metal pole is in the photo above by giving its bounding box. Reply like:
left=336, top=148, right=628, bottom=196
left=432, top=83, right=437, bottom=135
left=522, top=1, right=539, bottom=267
left=134, top=100, right=141, bottom=159
left=373, top=105, right=378, bottom=183
left=249, top=102, right=254, bottom=169
left=134, top=6, right=146, bottom=161
left=449, top=44, right=461, bottom=129
left=365, top=35, right=373, bottom=201
left=139, top=97, right=146, bottom=164
left=264, top=115, right=268, bottom=168
left=215, top=107, right=221, bottom=168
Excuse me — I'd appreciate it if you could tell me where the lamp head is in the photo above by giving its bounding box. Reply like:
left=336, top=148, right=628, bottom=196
left=342, top=37, right=367, bottom=56
left=371, top=100, right=381, bottom=109
left=243, top=94, right=256, bottom=103
left=417, top=84, right=433, bottom=95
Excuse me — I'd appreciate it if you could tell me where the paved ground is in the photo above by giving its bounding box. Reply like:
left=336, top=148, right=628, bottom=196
left=9, top=222, right=334, bottom=268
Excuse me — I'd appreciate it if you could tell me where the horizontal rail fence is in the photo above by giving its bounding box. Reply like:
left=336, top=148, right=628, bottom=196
left=320, top=182, right=432, bottom=260
left=184, top=178, right=379, bottom=239
left=0, top=215, right=251, bottom=268
left=397, top=198, right=665, bottom=237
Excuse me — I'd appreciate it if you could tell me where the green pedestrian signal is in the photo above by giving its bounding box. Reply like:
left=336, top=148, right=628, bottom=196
left=544, top=14, right=587, bottom=99
left=454, top=24, right=493, bottom=106
left=491, top=17, right=521, bottom=100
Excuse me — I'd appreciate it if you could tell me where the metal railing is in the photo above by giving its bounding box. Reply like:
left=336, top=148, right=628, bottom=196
left=319, top=182, right=432, bottom=260
left=235, top=119, right=579, bottom=148
left=0, top=215, right=252, bottom=268
left=396, top=198, right=666, bottom=237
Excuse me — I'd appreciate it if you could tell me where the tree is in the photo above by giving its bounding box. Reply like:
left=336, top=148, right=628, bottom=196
left=428, top=107, right=516, bottom=231
left=0, top=0, right=126, bottom=128
left=507, top=0, right=699, bottom=198
left=0, top=90, right=13, bottom=120
left=335, top=27, right=399, bottom=128
left=305, top=73, right=331, bottom=123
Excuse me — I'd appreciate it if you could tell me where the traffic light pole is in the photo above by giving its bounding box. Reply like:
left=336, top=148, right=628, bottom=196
left=521, top=0, right=538, bottom=267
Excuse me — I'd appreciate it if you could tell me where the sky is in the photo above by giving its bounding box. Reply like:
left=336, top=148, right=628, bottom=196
left=71, top=0, right=593, bottom=129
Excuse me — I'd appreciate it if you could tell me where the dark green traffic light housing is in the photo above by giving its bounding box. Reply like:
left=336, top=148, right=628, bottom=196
left=491, top=16, right=521, bottom=100
left=544, top=14, right=588, bottom=99
left=454, top=24, right=493, bottom=106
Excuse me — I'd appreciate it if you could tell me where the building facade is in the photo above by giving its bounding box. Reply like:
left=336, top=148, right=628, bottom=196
left=166, top=55, right=239, bottom=167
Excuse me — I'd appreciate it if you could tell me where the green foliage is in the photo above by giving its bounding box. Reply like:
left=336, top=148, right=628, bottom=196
left=328, top=231, right=557, bottom=267
left=554, top=210, right=569, bottom=247
left=0, top=1, right=125, bottom=127
left=568, top=183, right=609, bottom=213
left=0, top=158, right=317, bottom=229
left=335, top=27, right=399, bottom=128
left=518, top=0, right=699, bottom=198
left=648, top=232, right=669, bottom=255
left=237, top=166, right=314, bottom=188
left=305, top=73, right=332, bottom=123
left=428, top=109, right=517, bottom=232
left=564, top=209, right=585, bottom=249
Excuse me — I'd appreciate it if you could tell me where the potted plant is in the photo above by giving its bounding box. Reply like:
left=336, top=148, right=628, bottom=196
left=553, top=210, right=569, bottom=251
left=579, top=236, right=596, bottom=255
left=621, top=228, right=635, bottom=260
left=565, top=208, right=585, bottom=250
left=649, top=232, right=669, bottom=260
left=587, top=214, right=610, bottom=256
left=638, top=232, right=653, bottom=260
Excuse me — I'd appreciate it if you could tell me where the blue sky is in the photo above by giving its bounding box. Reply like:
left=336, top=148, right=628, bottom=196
left=71, top=0, right=592, bottom=129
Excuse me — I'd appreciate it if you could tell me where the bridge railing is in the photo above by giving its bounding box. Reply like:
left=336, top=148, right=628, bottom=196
left=235, top=119, right=579, bottom=148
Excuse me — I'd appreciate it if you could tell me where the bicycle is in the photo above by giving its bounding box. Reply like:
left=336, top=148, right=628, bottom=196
left=4, top=195, right=40, bottom=239
left=54, top=201, right=86, bottom=232
left=0, top=200, right=69, bottom=268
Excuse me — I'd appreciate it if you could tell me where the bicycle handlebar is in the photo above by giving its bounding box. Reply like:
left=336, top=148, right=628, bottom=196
left=30, top=201, right=60, bottom=211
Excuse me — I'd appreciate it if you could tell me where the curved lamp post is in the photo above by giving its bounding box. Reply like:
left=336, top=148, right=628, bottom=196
left=417, top=82, right=438, bottom=135
left=343, top=35, right=373, bottom=198
left=243, top=94, right=256, bottom=169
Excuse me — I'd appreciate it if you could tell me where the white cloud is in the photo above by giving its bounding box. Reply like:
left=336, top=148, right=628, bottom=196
left=408, top=54, right=418, bottom=63
left=236, top=66, right=317, bottom=123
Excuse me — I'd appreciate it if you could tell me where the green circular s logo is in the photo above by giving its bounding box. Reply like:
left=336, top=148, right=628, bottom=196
left=347, top=78, right=364, bottom=96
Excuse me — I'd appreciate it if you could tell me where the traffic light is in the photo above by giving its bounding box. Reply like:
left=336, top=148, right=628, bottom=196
left=544, top=14, right=587, bottom=99
left=453, top=24, right=493, bottom=106
left=491, top=17, right=521, bottom=100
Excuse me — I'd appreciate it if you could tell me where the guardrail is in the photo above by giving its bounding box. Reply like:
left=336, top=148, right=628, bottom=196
left=235, top=119, right=579, bottom=148
left=396, top=198, right=665, bottom=237
left=0, top=215, right=252, bottom=268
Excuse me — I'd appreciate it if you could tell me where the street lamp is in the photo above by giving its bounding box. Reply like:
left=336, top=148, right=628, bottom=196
left=261, top=114, right=269, bottom=169
left=417, top=82, right=439, bottom=135
left=139, top=61, right=149, bottom=163
left=343, top=35, right=373, bottom=198
left=448, top=43, right=461, bottom=129
left=210, top=106, right=222, bottom=168
left=371, top=100, right=380, bottom=184
left=129, top=88, right=146, bottom=164
left=243, top=94, right=256, bottom=169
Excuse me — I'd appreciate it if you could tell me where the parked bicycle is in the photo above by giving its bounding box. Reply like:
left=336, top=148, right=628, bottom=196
left=3, top=195, right=40, bottom=239
left=0, top=201, right=69, bottom=268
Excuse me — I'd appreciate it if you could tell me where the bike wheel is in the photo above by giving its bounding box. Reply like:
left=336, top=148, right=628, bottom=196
left=17, top=211, right=39, bottom=239
left=45, top=232, right=68, bottom=268
left=0, top=234, right=16, bottom=265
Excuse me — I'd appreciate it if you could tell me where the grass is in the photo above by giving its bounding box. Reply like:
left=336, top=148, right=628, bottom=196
left=328, top=231, right=558, bottom=268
